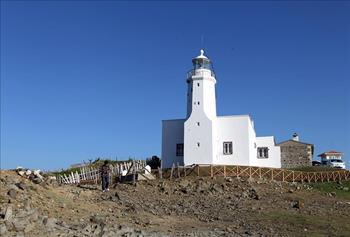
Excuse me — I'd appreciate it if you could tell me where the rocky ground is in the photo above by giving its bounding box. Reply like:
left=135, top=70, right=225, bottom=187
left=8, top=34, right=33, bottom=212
left=1, top=170, right=350, bottom=237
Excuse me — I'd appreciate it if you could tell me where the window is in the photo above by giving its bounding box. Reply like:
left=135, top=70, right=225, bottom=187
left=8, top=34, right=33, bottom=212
left=197, top=83, right=200, bottom=87
left=176, top=144, right=184, bottom=156
left=197, top=142, right=200, bottom=147
left=257, top=147, right=269, bottom=158
left=196, top=122, right=200, bottom=126
left=223, top=142, right=233, bottom=155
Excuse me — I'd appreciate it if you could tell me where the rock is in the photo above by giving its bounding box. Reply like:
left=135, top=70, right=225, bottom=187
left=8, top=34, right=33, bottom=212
left=210, top=184, right=224, bottom=194
left=4, top=206, right=12, bottom=221
left=16, top=182, right=27, bottom=191
left=25, top=170, right=32, bottom=176
left=7, top=189, right=17, bottom=199
left=179, top=179, right=190, bottom=188
left=33, top=169, right=42, bottom=177
left=224, top=177, right=233, bottom=183
left=180, top=187, right=189, bottom=194
left=90, top=215, right=105, bottom=225
left=242, top=188, right=260, bottom=200
left=291, top=200, right=304, bottom=209
left=342, top=187, right=349, bottom=191
left=12, top=218, right=28, bottom=231
left=114, top=191, right=121, bottom=200
left=31, top=177, right=43, bottom=184
left=8, top=184, right=19, bottom=190
left=23, top=199, right=31, bottom=211
left=43, top=217, right=58, bottom=229
left=0, top=224, right=7, bottom=235
left=18, top=171, right=25, bottom=177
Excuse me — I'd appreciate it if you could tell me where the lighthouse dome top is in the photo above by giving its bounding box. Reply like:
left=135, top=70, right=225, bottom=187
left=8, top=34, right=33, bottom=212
left=192, top=49, right=212, bottom=70
left=195, top=49, right=208, bottom=59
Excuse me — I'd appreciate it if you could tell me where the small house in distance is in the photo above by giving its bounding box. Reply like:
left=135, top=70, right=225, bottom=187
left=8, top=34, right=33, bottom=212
left=276, top=133, right=314, bottom=169
left=318, top=150, right=343, bottom=164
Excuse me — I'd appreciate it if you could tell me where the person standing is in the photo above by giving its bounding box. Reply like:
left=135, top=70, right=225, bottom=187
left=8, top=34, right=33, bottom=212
left=100, top=160, right=110, bottom=192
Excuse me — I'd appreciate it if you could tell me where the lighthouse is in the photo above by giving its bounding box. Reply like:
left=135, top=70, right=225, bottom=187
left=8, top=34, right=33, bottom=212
left=184, top=49, right=217, bottom=165
left=161, top=50, right=281, bottom=169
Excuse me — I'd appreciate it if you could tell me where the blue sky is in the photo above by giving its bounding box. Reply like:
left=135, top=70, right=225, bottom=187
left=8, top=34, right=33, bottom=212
left=1, top=1, right=349, bottom=170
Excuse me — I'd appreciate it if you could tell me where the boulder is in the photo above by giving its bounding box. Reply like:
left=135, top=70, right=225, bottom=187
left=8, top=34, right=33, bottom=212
left=25, top=170, right=32, bottom=176
left=4, top=206, right=12, bottom=221
left=291, top=200, right=304, bottom=209
left=242, top=188, right=260, bottom=200
left=24, top=223, right=35, bottom=233
left=16, top=182, right=27, bottom=191
left=43, top=217, right=58, bottom=229
left=12, top=218, right=29, bottom=232
left=18, top=171, right=25, bottom=177
left=31, top=177, right=43, bottom=184
left=90, top=215, right=105, bottom=225
left=7, top=189, right=17, bottom=199
left=0, top=224, right=7, bottom=235
left=33, top=170, right=43, bottom=180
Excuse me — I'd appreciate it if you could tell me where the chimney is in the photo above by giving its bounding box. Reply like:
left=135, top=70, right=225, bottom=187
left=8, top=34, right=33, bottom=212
left=292, top=133, right=299, bottom=142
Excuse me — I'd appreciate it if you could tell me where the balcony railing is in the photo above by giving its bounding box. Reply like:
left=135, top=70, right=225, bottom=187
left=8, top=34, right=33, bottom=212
left=187, top=69, right=216, bottom=79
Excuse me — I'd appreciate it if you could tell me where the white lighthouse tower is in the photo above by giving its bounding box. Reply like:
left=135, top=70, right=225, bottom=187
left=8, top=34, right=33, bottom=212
left=161, top=49, right=281, bottom=169
left=184, top=49, right=217, bottom=165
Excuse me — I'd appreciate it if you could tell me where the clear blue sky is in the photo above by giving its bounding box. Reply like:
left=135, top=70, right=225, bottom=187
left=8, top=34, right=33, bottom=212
left=1, top=1, right=349, bottom=170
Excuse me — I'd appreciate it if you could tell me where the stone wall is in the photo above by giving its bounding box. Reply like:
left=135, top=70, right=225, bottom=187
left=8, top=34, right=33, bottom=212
left=278, top=140, right=313, bottom=169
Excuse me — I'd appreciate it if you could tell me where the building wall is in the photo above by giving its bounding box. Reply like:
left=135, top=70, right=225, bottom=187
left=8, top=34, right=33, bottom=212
left=215, top=116, right=251, bottom=166
left=162, top=115, right=282, bottom=168
left=278, top=141, right=312, bottom=168
left=253, top=136, right=281, bottom=168
left=184, top=69, right=217, bottom=166
left=320, top=154, right=342, bottom=163
left=161, top=119, right=185, bottom=168
left=184, top=114, right=216, bottom=165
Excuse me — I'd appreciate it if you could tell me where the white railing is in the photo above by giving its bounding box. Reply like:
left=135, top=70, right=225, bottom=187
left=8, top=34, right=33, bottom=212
left=187, top=69, right=216, bottom=79
left=57, top=160, right=147, bottom=184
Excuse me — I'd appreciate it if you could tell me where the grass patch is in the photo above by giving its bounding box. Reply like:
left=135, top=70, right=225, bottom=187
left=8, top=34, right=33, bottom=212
left=254, top=210, right=350, bottom=236
left=289, top=166, right=344, bottom=172
left=310, top=181, right=350, bottom=200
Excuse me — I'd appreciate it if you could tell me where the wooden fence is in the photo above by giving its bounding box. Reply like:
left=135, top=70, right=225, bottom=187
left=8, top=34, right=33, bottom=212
left=160, top=164, right=350, bottom=183
left=57, top=160, right=147, bottom=184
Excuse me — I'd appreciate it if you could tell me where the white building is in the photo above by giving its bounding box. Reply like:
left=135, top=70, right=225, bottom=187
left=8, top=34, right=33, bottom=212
left=161, top=50, right=281, bottom=168
left=318, top=150, right=343, bottom=163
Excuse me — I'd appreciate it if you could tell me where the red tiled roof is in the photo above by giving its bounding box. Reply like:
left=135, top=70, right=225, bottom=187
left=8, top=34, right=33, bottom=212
left=317, top=150, right=343, bottom=157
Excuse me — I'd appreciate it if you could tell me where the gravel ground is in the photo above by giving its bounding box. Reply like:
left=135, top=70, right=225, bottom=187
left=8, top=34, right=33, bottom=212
left=1, top=170, right=350, bottom=236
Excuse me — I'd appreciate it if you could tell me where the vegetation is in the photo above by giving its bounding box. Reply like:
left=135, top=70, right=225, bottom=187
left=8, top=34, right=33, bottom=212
left=254, top=210, right=350, bottom=237
left=289, top=166, right=344, bottom=172
left=146, top=156, right=161, bottom=169
left=311, top=180, right=350, bottom=200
